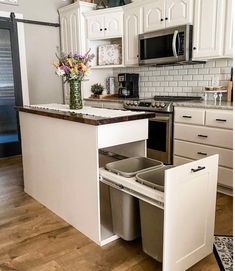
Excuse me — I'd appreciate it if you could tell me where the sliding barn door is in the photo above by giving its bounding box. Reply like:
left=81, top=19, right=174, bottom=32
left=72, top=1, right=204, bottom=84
left=163, top=155, right=218, bottom=271
left=0, top=19, right=22, bottom=157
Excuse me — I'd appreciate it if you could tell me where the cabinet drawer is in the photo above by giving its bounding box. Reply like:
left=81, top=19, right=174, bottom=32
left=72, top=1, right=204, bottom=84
left=206, top=110, right=233, bottom=129
left=174, top=156, right=233, bottom=188
left=174, top=123, right=233, bottom=149
left=174, top=140, right=233, bottom=168
left=174, top=107, right=205, bottom=125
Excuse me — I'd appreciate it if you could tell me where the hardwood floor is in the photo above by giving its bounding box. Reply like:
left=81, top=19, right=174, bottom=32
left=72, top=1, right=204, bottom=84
left=0, top=156, right=232, bottom=271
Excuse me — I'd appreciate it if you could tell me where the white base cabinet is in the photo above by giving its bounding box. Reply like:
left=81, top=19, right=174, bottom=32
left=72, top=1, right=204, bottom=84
left=174, top=107, right=233, bottom=190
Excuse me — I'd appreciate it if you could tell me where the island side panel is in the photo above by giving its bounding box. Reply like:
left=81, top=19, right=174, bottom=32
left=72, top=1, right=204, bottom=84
left=19, top=112, right=101, bottom=244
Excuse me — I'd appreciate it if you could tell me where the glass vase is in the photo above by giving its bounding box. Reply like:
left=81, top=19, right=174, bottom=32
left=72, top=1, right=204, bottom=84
left=69, top=80, right=82, bottom=110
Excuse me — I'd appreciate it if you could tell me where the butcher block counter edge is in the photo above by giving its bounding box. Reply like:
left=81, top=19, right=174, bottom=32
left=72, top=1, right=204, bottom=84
left=15, top=106, right=155, bottom=126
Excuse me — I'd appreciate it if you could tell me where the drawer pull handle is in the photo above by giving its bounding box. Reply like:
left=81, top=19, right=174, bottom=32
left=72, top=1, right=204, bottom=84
left=197, top=152, right=207, bottom=156
left=182, top=115, right=192, bottom=118
left=191, top=166, right=206, bottom=173
left=198, top=134, right=208, bottom=138
left=216, top=119, right=227, bottom=122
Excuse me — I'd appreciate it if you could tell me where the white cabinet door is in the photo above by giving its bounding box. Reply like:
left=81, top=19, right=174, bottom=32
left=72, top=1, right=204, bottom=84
left=224, top=0, right=233, bottom=57
left=163, top=155, right=218, bottom=271
left=104, top=12, right=123, bottom=38
left=143, top=0, right=165, bottom=32
left=87, top=15, right=105, bottom=40
left=193, top=0, right=225, bottom=59
left=165, top=0, right=193, bottom=27
left=60, top=8, right=80, bottom=54
left=124, top=6, right=143, bottom=66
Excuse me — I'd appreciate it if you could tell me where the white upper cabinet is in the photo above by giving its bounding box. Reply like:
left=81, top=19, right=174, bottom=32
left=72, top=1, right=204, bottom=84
left=87, top=15, right=105, bottom=40
left=193, top=0, right=225, bottom=59
left=143, top=0, right=193, bottom=33
left=103, top=12, right=123, bottom=38
left=124, top=6, right=143, bottom=66
left=59, top=5, right=81, bottom=54
left=224, top=0, right=233, bottom=57
left=86, top=9, right=123, bottom=40
left=165, top=0, right=193, bottom=27
left=59, top=2, right=96, bottom=54
left=143, top=0, right=165, bottom=32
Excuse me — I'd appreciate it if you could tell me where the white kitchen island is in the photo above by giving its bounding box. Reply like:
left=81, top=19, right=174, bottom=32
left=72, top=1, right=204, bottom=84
left=17, top=104, right=154, bottom=246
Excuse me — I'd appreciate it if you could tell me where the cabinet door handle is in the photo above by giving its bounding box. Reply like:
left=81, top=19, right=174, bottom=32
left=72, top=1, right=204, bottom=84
left=165, top=17, right=168, bottom=20
left=216, top=118, right=227, bottom=122
left=198, top=134, right=208, bottom=138
left=104, top=28, right=107, bottom=31
left=100, top=28, right=103, bottom=31
left=182, top=115, right=192, bottom=118
left=193, top=47, right=197, bottom=50
left=197, top=152, right=207, bottom=156
left=191, top=166, right=206, bottom=173
left=160, top=18, right=164, bottom=21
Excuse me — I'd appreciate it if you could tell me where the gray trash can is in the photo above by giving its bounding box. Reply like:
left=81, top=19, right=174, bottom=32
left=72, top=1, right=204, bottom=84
left=110, top=186, right=140, bottom=241
left=106, top=157, right=164, bottom=241
left=139, top=200, right=164, bottom=262
left=136, top=166, right=173, bottom=262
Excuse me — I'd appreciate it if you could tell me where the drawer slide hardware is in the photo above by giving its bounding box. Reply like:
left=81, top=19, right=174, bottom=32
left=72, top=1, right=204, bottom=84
left=191, top=166, right=206, bottom=173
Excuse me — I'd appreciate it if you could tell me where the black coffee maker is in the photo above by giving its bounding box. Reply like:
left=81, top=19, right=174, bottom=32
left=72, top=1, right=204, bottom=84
left=118, top=73, right=139, bottom=98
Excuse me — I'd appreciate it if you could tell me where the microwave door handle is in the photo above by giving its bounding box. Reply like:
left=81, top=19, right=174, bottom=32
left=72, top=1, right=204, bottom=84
left=172, top=30, right=178, bottom=58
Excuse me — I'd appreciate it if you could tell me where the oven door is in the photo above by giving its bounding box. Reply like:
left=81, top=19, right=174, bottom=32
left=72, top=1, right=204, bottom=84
left=147, top=113, right=173, bottom=165
left=139, top=25, right=192, bottom=65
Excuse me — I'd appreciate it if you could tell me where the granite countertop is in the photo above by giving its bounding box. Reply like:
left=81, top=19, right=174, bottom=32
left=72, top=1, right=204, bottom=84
left=16, top=104, right=155, bottom=126
left=84, top=97, right=130, bottom=103
left=174, top=100, right=233, bottom=110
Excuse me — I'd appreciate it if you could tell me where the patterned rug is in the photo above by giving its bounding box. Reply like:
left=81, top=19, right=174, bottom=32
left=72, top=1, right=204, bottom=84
left=214, top=235, right=233, bottom=271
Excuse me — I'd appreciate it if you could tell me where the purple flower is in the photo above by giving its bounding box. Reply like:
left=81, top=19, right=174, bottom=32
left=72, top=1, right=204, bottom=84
left=74, top=53, right=85, bottom=59
left=62, top=65, right=70, bottom=74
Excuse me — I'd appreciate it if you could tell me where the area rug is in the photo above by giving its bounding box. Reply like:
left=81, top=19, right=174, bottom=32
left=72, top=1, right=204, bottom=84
left=214, top=235, right=233, bottom=271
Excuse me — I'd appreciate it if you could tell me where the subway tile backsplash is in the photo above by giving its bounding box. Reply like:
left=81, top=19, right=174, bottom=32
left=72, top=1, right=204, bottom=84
left=113, top=59, right=233, bottom=98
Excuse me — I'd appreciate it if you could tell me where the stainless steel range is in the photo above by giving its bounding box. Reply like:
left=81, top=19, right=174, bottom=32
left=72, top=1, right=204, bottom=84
left=124, top=96, right=202, bottom=164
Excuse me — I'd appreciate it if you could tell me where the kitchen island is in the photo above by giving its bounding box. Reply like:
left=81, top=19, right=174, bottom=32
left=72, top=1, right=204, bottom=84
left=16, top=104, right=154, bottom=246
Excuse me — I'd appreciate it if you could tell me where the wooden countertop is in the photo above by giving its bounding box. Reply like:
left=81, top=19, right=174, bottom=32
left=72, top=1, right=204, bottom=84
left=16, top=105, right=155, bottom=126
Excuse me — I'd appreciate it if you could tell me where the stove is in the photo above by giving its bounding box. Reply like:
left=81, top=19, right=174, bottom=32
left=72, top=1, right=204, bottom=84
left=123, top=96, right=202, bottom=164
left=123, top=96, right=202, bottom=113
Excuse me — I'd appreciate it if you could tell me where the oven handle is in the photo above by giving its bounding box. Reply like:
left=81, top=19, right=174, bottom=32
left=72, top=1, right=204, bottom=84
left=150, top=115, right=171, bottom=122
left=172, top=30, right=179, bottom=58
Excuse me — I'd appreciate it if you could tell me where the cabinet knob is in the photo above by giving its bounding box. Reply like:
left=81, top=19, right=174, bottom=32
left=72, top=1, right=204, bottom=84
left=137, top=54, right=139, bottom=58
left=160, top=18, right=164, bottom=21
left=100, top=28, right=103, bottom=31
left=193, top=47, right=197, bottom=50
left=104, top=28, right=107, bottom=31
left=165, top=17, right=168, bottom=20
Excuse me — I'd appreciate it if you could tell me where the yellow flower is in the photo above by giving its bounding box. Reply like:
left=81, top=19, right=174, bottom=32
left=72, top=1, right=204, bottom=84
left=53, top=63, right=59, bottom=68
left=67, top=58, right=73, bottom=68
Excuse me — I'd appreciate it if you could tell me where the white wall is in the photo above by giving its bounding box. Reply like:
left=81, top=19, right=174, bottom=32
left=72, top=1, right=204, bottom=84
left=0, top=0, right=73, bottom=104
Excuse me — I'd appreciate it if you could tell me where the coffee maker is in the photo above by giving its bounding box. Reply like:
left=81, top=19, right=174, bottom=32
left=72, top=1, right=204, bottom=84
left=118, top=73, right=139, bottom=98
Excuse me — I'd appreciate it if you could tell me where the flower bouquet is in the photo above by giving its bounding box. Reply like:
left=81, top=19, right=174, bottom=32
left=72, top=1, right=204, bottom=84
left=54, top=50, right=94, bottom=109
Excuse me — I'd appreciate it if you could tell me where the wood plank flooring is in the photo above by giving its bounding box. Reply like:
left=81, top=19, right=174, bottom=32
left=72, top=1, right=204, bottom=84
left=0, top=156, right=232, bottom=271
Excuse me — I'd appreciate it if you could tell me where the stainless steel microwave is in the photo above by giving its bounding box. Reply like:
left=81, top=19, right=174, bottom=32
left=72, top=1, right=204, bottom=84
left=139, top=24, right=193, bottom=65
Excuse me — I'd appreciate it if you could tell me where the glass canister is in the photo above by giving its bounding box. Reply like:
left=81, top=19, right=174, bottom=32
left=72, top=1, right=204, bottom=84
left=106, top=77, right=116, bottom=94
